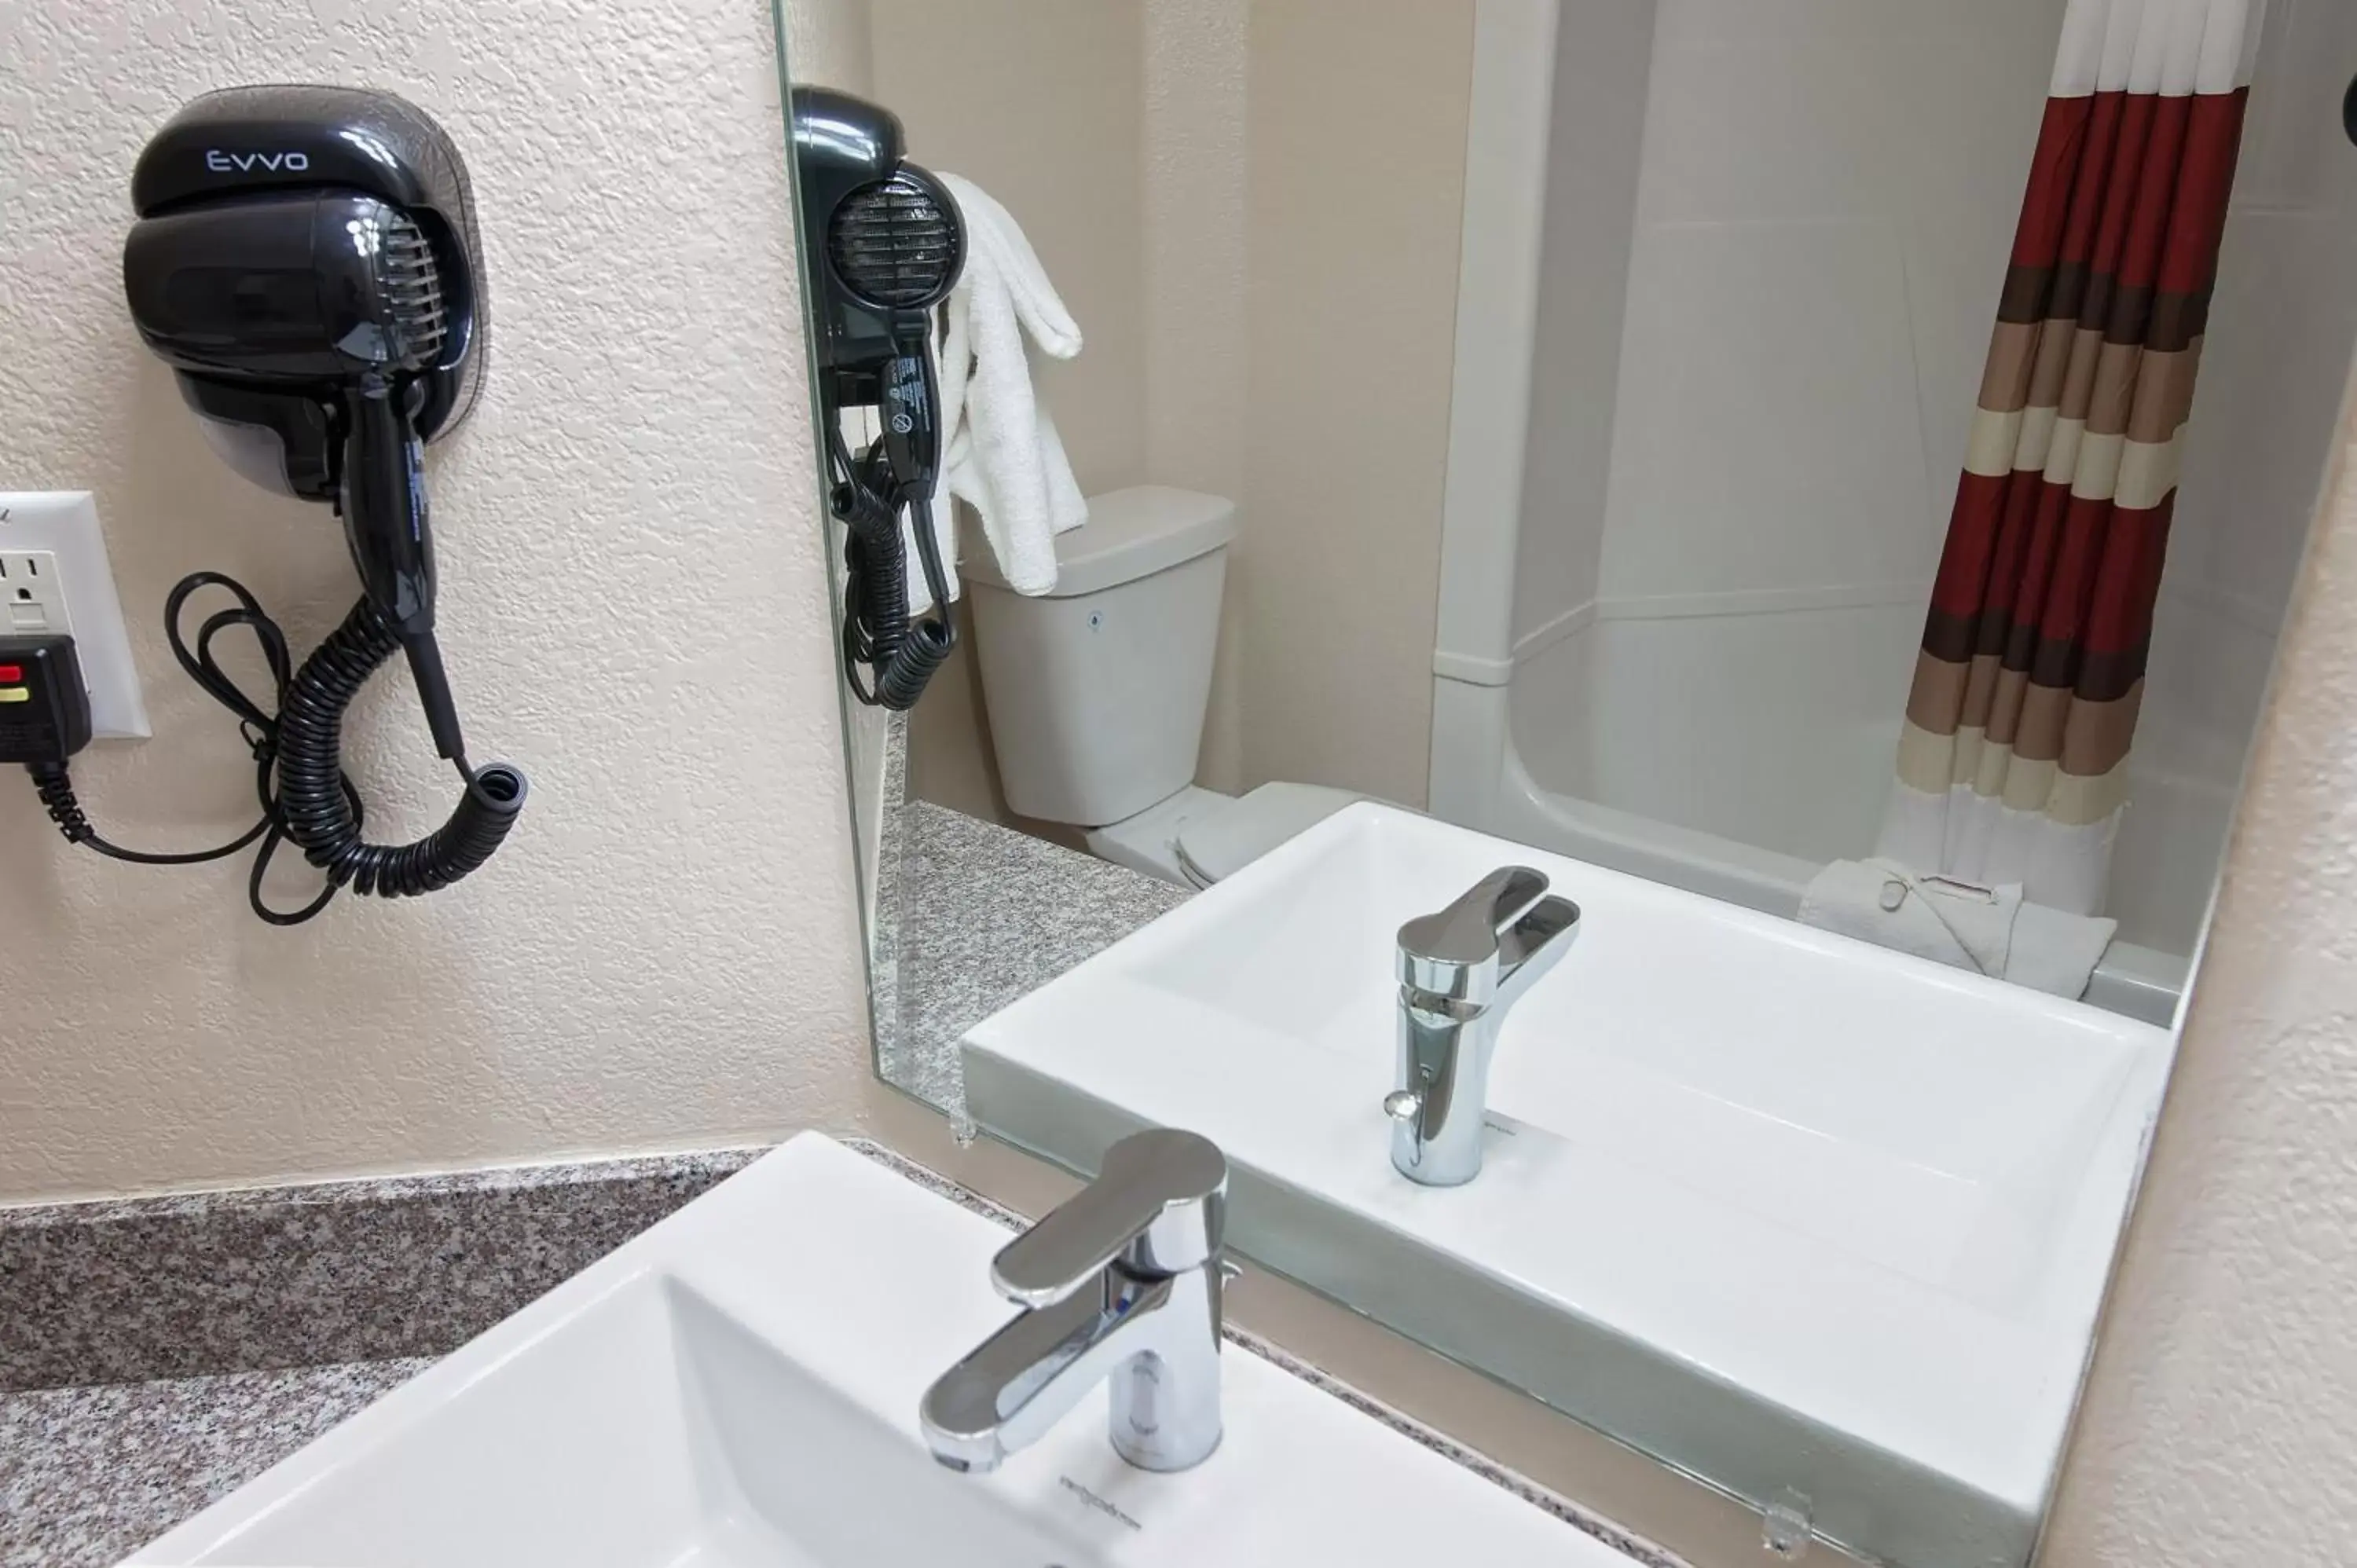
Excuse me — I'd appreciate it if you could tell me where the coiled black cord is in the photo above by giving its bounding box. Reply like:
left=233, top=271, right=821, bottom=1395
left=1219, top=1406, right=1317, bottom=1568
left=277, top=596, right=527, bottom=900
left=832, top=427, right=954, bottom=711
left=27, top=572, right=526, bottom=925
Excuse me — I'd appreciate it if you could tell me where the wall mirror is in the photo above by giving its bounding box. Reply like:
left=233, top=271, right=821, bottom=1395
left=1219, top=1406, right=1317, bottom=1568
left=781, top=2, right=2357, bottom=1565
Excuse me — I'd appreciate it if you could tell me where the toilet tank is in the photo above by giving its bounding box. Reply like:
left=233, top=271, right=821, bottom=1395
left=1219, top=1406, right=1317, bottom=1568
left=962, top=487, right=1238, bottom=826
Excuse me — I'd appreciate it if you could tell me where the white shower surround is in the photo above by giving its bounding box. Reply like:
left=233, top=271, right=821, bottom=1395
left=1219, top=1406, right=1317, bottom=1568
left=1426, top=0, right=1981, bottom=965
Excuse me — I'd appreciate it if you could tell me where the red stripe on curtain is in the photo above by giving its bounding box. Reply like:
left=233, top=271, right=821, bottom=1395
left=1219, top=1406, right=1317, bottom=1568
left=2117, top=94, right=2193, bottom=302
left=2087, top=92, right=2158, bottom=297
left=1979, top=474, right=2038, bottom=661
left=2004, top=479, right=2070, bottom=682
left=2161, top=90, right=2251, bottom=295
left=2058, top=91, right=2128, bottom=273
left=2013, top=94, right=2102, bottom=269
left=1930, top=472, right=2012, bottom=621
left=2082, top=493, right=2176, bottom=668
left=2034, top=491, right=2116, bottom=660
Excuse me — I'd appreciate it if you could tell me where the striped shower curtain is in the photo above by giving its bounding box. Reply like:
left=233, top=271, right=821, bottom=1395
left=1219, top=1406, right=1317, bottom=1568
left=1878, top=0, right=2266, bottom=916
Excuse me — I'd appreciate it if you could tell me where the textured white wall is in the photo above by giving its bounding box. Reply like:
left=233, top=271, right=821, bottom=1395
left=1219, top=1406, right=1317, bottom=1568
left=1239, top=0, right=1475, bottom=809
left=2041, top=361, right=2357, bottom=1561
left=0, top=0, right=874, bottom=1201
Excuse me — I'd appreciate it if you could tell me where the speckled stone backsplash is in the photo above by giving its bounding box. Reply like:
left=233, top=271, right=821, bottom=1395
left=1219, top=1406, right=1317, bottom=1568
left=0, top=1150, right=760, bottom=1394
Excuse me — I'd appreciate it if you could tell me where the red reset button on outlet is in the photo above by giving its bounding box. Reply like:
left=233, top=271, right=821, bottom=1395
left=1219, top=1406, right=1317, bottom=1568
left=0, top=666, right=20, bottom=685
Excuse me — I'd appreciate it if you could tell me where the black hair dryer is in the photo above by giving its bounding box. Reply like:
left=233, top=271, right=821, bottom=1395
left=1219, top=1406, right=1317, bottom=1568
left=123, top=85, right=488, bottom=763
left=791, top=87, right=965, bottom=711
left=118, top=86, right=525, bottom=910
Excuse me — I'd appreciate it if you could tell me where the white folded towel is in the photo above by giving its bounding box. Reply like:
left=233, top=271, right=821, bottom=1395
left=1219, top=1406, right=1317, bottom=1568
left=1798, top=858, right=2117, bottom=1001
left=903, top=172, right=1088, bottom=609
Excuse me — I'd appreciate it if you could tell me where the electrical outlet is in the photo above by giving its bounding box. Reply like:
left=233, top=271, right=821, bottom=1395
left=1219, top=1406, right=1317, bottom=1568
left=0, top=493, right=151, bottom=741
left=1, top=551, right=71, bottom=636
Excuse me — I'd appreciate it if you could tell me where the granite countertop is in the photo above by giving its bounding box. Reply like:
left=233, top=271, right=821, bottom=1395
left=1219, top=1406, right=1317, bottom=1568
left=1, top=1361, right=430, bottom=1567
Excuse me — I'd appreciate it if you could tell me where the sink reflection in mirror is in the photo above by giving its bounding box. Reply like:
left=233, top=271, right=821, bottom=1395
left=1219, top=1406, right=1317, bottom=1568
left=962, top=804, right=2168, bottom=1568
left=786, top=0, right=2357, bottom=1566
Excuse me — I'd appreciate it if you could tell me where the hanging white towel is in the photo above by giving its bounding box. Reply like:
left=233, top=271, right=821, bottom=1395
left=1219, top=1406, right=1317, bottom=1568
left=1798, top=858, right=2117, bottom=1002
left=902, top=172, right=1088, bottom=610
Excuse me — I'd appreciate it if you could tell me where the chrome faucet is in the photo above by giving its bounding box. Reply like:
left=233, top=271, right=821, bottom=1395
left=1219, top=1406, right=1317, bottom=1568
left=921, top=1128, right=1229, bottom=1474
left=1384, top=866, right=1581, bottom=1186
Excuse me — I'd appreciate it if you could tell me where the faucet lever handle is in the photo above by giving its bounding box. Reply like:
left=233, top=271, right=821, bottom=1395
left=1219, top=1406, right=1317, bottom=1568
left=1499, top=894, right=1581, bottom=976
left=991, top=1129, right=1229, bottom=1308
left=1397, top=866, right=1551, bottom=999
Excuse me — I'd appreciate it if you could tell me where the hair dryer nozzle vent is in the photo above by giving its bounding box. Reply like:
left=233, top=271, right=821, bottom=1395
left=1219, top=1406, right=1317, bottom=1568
left=827, top=170, right=962, bottom=310
left=380, top=211, right=449, bottom=368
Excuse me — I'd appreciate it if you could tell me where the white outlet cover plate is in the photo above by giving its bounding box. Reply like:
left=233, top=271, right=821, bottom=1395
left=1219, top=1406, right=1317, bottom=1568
left=0, top=491, right=150, bottom=741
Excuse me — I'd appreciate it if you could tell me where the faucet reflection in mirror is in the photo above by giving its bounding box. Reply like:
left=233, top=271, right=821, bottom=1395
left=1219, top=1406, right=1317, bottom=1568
left=1387, top=866, right=1582, bottom=1186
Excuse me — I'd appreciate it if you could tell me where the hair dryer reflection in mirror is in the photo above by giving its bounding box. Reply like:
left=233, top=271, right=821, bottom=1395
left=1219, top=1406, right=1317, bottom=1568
left=791, top=86, right=967, bottom=711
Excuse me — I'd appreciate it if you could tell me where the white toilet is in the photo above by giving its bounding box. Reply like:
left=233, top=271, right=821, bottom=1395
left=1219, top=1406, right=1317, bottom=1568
left=961, top=485, right=1369, bottom=888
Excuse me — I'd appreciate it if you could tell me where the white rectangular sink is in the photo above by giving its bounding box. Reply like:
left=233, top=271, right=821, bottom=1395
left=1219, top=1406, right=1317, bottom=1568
left=134, top=1133, right=1626, bottom=1567
left=962, top=804, right=2174, bottom=1568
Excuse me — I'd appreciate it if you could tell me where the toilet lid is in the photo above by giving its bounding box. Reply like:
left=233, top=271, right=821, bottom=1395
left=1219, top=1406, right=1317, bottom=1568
left=1176, top=782, right=1371, bottom=885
